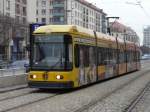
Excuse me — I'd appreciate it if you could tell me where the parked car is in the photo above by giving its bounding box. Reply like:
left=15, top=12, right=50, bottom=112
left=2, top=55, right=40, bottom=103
left=141, top=55, right=150, bottom=60
left=8, top=60, right=29, bottom=72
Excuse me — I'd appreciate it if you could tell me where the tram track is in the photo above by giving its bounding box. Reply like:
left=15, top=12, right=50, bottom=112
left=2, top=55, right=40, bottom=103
left=0, top=88, right=38, bottom=102
left=0, top=89, right=61, bottom=112
left=0, top=85, right=28, bottom=93
left=1, top=93, right=59, bottom=112
left=0, top=85, right=66, bottom=112
left=73, top=69, right=150, bottom=112
left=124, top=82, right=150, bottom=112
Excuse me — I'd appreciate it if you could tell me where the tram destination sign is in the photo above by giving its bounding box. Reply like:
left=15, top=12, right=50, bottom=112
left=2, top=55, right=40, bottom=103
left=30, top=23, right=45, bottom=33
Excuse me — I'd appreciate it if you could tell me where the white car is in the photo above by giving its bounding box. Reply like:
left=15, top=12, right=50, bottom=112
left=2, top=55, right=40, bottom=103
left=8, top=60, right=29, bottom=69
left=141, top=55, right=150, bottom=60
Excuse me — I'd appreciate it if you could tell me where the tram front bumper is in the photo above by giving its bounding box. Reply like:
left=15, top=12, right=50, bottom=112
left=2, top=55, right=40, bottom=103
left=28, top=81, right=74, bottom=89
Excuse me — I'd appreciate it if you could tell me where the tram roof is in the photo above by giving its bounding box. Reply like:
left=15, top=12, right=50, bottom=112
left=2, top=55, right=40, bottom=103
left=33, top=25, right=136, bottom=45
left=96, top=32, right=116, bottom=42
left=34, top=25, right=117, bottom=41
left=33, top=25, right=95, bottom=36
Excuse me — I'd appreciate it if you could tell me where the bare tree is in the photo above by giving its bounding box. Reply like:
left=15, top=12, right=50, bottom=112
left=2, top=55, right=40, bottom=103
left=0, top=14, right=28, bottom=61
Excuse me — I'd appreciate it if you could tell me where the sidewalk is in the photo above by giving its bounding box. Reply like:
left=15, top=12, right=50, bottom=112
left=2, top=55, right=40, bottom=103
left=0, top=68, right=25, bottom=77
left=0, top=73, right=27, bottom=89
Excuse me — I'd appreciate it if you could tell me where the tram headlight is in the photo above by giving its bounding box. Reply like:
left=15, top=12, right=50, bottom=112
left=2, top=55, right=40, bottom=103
left=56, top=75, right=63, bottom=80
left=33, top=75, right=37, bottom=79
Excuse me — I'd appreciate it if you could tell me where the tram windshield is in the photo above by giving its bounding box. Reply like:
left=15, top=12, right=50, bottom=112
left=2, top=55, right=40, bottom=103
left=31, top=34, right=72, bottom=71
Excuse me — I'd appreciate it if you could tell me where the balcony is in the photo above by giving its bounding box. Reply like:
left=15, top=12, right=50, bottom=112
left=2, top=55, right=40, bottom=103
left=53, top=12, right=65, bottom=16
left=53, top=3, right=64, bottom=8
left=53, top=21, right=65, bottom=25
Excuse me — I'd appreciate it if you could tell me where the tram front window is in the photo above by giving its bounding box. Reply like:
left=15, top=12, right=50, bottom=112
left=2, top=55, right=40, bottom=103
left=31, top=34, right=72, bottom=71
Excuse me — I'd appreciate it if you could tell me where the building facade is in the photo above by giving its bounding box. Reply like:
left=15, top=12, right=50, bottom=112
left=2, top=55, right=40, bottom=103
left=143, top=26, right=150, bottom=48
left=0, top=0, right=27, bottom=22
left=0, top=0, right=28, bottom=61
left=110, top=21, right=140, bottom=44
left=35, top=0, right=107, bottom=33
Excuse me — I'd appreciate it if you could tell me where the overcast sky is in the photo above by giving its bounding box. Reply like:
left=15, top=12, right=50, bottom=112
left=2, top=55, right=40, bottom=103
left=87, top=0, right=150, bottom=45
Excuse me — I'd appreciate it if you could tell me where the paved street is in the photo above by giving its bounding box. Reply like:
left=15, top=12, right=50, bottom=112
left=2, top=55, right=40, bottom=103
left=130, top=83, right=150, bottom=112
left=0, top=0, right=150, bottom=111
left=0, top=60, right=149, bottom=112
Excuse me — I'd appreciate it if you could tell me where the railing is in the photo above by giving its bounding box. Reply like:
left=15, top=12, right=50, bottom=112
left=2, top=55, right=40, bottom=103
left=53, top=3, right=64, bottom=7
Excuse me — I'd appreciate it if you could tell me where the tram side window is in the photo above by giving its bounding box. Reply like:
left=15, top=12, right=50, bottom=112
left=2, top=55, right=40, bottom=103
left=127, top=51, right=130, bottom=63
left=108, top=49, right=112, bottom=61
left=129, top=51, right=131, bottom=62
left=98, top=48, right=102, bottom=65
left=130, top=51, right=134, bottom=62
left=83, top=46, right=89, bottom=67
left=75, top=44, right=79, bottom=67
left=74, top=45, right=89, bottom=68
left=89, top=46, right=96, bottom=66
left=103, top=48, right=109, bottom=65
left=118, top=51, right=120, bottom=64
left=112, top=49, right=117, bottom=64
left=109, top=49, right=117, bottom=64
left=124, top=49, right=126, bottom=63
left=122, top=52, right=125, bottom=63
left=137, top=51, right=140, bottom=61
left=119, top=51, right=125, bottom=64
left=66, top=43, right=73, bottom=69
left=135, top=51, right=138, bottom=62
left=139, top=52, right=141, bottom=61
left=128, top=51, right=134, bottom=62
left=134, top=51, right=137, bottom=62
left=108, top=48, right=113, bottom=64
left=101, top=48, right=105, bottom=65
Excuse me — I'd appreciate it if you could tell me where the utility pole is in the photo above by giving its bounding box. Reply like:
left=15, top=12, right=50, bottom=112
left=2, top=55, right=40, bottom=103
left=3, top=0, right=4, bottom=16
left=106, top=17, right=119, bottom=35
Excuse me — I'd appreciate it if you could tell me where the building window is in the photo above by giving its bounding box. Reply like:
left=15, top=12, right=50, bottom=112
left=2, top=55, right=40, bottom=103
left=22, top=0, right=27, bottom=4
left=16, top=16, right=20, bottom=22
left=75, top=2, right=77, bottom=8
left=36, top=1, right=38, bottom=6
left=16, top=0, right=20, bottom=3
left=36, top=18, right=38, bottom=22
left=36, top=10, right=38, bottom=15
left=49, top=18, right=53, bottom=23
left=49, top=0, right=53, bottom=6
left=22, top=7, right=26, bottom=16
left=49, top=9, right=53, bottom=14
left=16, top=4, right=20, bottom=14
left=6, top=0, right=10, bottom=10
left=53, top=16, right=64, bottom=24
left=41, top=9, right=46, bottom=15
left=41, top=18, right=46, bottom=23
left=42, top=0, right=46, bottom=7
left=23, top=17, right=26, bottom=23
left=6, top=13, right=10, bottom=16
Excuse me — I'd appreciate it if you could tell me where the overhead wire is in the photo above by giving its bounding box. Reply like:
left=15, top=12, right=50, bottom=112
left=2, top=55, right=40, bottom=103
left=134, top=0, right=150, bottom=19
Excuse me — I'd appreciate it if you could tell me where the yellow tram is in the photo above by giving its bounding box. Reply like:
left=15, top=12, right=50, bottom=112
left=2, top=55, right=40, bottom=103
left=28, top=25, right=141, bottom=89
